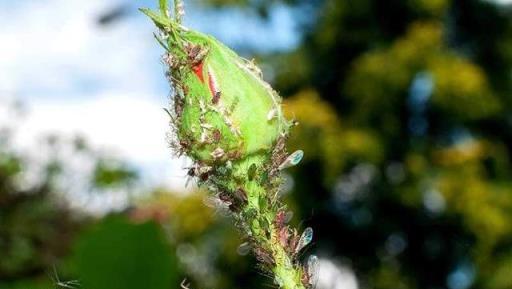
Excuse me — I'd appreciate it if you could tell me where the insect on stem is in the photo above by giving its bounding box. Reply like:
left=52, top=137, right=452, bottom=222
left=141, top=1, right=315, bottom=287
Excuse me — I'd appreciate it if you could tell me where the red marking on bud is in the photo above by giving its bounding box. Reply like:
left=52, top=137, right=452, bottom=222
left=192, top=63, right=221, bottom=104
left=192, top=62, right=205, bottom=83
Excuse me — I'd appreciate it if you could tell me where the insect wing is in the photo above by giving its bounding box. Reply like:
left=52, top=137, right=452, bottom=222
left=295, top=227, right=313, bottom=254
left=306, top=255, right=319, bottom=288
left=237, top=242, right=252, bottom=256
left=278, top=150, right=304, bottom=170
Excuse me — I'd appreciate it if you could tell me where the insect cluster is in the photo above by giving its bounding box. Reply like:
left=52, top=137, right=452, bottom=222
left=141, top=1, right=318, bottom=288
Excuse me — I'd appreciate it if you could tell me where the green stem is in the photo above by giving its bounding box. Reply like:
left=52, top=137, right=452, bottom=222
left=212, top=155, right=306, bottom=289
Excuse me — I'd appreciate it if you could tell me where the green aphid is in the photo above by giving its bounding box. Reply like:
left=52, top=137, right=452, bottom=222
left=141, top=2, right=290, bottom=165
left=247, top=163, right=257, bottom=181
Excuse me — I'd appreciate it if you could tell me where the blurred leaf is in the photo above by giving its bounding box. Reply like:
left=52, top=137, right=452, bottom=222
left=92, top=160, right=138, bottom=189
left=73, top=216, right=178, bottom=289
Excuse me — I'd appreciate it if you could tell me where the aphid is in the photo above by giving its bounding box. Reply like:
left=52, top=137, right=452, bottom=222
left=184, top=165, right=198, bottom=187
left=270, top=136, right=287, bottom=175
left=275, top=210, right=291, bottom=228
left=237, top=242, right=252, bottom=256
left=247, top=163, right=257, bottom=180
left=305, top=255, right=319, bottom=288
left=186, top=164, right=212, bottom=183
left=186, top=44, right=207, bottom=66
left=278, top=226, right=290, bottom=247
left=210, top=147, right=225, bottom=159
left=162, top=53, right=175, bottom=67
left=172, top=136, right=186, bottom=156
left=212, top=129, right=222, bottom=143
left=218, top=191, right=233, bottom=204
left=267, top=108, right=277, bottom=121
left=254, top=247, right=274, bottom=266
left=199, top=130, right=208, bottom=143
left=198, top=170, right=212, bottom=182
left=295, top=227, right=313, bottom=254
left=218, top=191, right=243, bottom=213
left=202, top=195, right=230, bottom=216
left=202, top=195, right=224, bottom=208
left=288, top=231, right=299, bottom=255
left=181, top=84, right=189, bottom=97
left=234, top=188, right=248, bottom=204
left=226, top=149, right=242, bottom=160
left=278, top=150, right=304, bottom=170
left=200, top=123, right=214, bottom=130
left=174, top=97, right=184, bottom=117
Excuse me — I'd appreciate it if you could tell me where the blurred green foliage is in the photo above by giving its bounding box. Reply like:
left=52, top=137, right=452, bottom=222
left=72, top=217, right=178, bottom=289
left=0, top=136, right=79, bottom=283
left=203, top=0, right=512, bottom=288
left=0, top=122, right=139, bottom=288
left=92, top=160, right=138, bottom=190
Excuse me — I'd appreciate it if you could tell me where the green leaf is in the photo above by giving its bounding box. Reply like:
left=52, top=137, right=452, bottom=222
left=72, top=217, right=179, bottom=289
left=139, top=8, right=171, bottom=29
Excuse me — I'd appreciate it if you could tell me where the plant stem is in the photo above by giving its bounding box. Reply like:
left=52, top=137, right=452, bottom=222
left=141, top=1, right=315, bottom=287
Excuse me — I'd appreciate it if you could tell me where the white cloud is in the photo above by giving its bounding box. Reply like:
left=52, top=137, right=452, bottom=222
left=16, top=94, right=166, bottom=161
left=15, top=94, right=189, bottom=191
left=0, top=0, right=163, bottom=98
left=317, top=258, right=359, bottom=289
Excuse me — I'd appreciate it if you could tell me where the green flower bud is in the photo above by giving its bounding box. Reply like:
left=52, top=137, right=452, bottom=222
left=142, top=4, right=289, bottom=165
left=141, top=2, right=313, bottom=288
